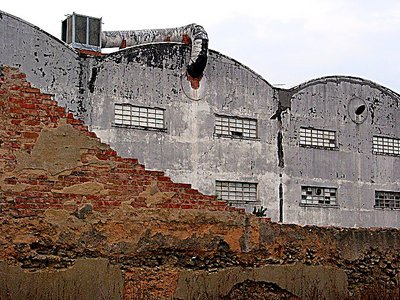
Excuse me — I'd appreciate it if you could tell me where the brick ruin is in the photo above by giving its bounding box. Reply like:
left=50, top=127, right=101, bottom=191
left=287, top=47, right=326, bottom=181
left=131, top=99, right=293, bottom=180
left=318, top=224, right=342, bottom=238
left=0, top=66, right=399, bottom=299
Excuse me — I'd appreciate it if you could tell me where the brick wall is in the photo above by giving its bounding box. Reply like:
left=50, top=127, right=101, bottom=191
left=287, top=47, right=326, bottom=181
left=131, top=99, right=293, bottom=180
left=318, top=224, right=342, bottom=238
left=0, top=66, right=240, bottom=216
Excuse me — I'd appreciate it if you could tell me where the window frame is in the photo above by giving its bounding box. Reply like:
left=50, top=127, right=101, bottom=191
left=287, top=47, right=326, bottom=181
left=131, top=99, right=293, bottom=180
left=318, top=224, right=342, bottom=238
left=299, top=127, right=338, bottom=150
left=215, top=180, right=258, bottom=205
left=113, top=103, right=167, bottom=132
left=300, top=186, right=339, bottom=208
left=214, top=114, right=259, bottom=140
left=374, top=190, right=400, bottom=210
left=372, top=135, right=400, bottom=157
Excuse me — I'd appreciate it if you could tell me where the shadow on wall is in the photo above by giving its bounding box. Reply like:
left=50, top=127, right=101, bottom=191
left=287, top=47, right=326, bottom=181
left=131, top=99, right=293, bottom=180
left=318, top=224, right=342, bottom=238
left=0, top=259, right=123, bottom=300
left=174, top=263, right=348, bottom=300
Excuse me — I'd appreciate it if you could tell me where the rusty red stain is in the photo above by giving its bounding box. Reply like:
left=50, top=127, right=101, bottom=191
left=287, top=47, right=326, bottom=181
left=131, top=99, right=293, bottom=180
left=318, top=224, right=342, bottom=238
left=182, top=34, right=191, bottom=45
left=119, top=38, right=127, bottom=49
left=187, top=73, right=201, bottom=90
left=76, top=49, right=104, bottom=57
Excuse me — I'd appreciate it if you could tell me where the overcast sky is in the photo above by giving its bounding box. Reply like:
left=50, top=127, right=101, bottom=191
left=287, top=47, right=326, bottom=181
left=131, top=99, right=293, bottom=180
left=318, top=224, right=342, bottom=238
left=2, top=1, right=400, bottom=92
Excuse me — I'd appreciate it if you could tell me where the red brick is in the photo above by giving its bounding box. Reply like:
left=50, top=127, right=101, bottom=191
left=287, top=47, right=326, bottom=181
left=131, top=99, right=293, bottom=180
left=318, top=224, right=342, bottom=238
left=172, top=183, right=191, bottom=189
left=9, top=107, right=23, bottom=114
left=184, top=189, right=200, bottom=195
left=22, top=132, right=39, bottom=139
left=42, top=99, right=57, bottom=106
left=40, top=94, right=53, bottom=100
left=11, top=73, right=26, bottom=79
left=10, top=119, right=22, bottom=125
left=157, top=176, right=171, bottom=182
left=9, top=97, right=23, bottom=104
left=22, top=87, right=40, bottom=93
left=84, top=131, right=97, bottom=138
left=22, top=143, right=35, bottom=151
left=104, top=150, right=117, bottom=156
left=67, top=118, right=83, bottom=125
left=20, top=103, right=36, bottom=109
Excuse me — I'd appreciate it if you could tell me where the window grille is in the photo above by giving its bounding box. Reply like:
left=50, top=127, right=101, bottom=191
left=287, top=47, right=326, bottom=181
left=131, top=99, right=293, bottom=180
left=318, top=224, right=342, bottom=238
left=372, top=136, right=400, bottom=156
left=301, top=186, right=337, bottom=206
left=299, top=127, right=337, bottom=149
left=215, top=181, right=257, bottom=204
left=375, top=191, right=400, bottom=209
left=114, top=104, right=165, bottom=130
left=215, top=115, right=257, bottom=139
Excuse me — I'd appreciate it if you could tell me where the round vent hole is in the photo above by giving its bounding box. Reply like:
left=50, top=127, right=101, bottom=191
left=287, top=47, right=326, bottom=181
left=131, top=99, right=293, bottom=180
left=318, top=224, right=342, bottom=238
left=355, top=105, right=366, bottom=115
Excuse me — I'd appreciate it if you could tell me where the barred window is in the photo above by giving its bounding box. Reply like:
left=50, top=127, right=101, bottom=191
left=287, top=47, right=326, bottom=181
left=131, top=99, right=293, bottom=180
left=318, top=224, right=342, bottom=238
left=215, top=115, right=257, bottom=139
left=375, top=191, right=400, bottom=209
left=114, top=104, right=165, bottom=130
left=299, top=127, right=337, bottom=149
left=373, top=136, right=400, bottom=156
left=216, top=181, right=257, bottom=204
left=301, top=186, right=338, bottom=206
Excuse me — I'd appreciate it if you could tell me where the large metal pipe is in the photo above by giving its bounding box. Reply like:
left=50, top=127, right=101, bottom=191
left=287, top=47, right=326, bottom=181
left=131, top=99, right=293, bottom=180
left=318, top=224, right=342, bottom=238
left=101, top=24, right=208, bottom=78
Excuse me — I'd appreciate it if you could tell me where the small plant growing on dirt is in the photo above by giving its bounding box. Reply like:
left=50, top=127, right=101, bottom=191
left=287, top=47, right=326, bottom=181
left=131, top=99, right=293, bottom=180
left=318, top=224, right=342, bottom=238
left=252, top=206, right=267, bottom=217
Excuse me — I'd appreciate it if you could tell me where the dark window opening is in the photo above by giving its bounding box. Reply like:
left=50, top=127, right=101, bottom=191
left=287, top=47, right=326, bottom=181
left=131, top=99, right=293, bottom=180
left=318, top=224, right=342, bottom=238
left=375, top=191, right=400, bottom=209
left=355, top=105, right=366, bottom=115
left=61, top=19, right=67, bottom=43
left=75, top=15, right=87, bottom=45
left=231, top=131, right=243, bottom=137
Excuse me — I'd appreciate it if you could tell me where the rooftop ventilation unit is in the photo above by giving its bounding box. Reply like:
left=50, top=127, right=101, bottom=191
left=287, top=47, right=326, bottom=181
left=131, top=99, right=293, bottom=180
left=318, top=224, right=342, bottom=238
left=62, top=13, right=102, bottom=52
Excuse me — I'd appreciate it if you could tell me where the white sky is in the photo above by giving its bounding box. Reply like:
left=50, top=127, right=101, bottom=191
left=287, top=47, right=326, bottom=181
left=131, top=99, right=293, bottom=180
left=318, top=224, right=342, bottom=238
left=2, top=0, right=400, bottom=92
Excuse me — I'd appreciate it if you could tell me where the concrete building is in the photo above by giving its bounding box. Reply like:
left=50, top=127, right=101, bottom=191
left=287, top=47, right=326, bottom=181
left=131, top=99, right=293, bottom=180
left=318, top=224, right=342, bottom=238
left=0, top=10, right=399, bottom=227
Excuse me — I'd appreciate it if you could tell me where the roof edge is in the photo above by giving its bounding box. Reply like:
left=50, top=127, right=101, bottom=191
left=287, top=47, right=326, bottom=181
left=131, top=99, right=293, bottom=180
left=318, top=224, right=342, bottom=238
left=0, top=10, right=77, bottom=55
left=285, top=75, right=400, bottom=99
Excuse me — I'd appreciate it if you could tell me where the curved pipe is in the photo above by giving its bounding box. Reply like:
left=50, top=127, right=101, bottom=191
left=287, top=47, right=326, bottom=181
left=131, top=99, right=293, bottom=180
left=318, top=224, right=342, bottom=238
left=101, top=24, right=208, bottom=78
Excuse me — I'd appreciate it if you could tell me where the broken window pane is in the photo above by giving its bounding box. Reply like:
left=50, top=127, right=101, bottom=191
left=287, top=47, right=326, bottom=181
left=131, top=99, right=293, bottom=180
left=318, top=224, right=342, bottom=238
left=215, top=115, right=258, bottom=139
left=300, top=186, right=338, bottom=207
left=374, top=191, right=400, bottom=209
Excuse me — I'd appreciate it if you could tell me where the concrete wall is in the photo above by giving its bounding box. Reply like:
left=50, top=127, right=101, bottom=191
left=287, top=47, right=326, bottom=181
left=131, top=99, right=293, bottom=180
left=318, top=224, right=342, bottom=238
left=88, top=44, right=280, bottom=216
left=282, top=77, right=400, bottom=227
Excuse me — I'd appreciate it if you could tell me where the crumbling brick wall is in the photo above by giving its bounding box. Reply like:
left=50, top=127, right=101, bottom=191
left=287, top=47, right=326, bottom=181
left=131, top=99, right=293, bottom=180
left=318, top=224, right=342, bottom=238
left=0, top=66, right=399, bottom=300
left=0, top=66, right=238, bottom=216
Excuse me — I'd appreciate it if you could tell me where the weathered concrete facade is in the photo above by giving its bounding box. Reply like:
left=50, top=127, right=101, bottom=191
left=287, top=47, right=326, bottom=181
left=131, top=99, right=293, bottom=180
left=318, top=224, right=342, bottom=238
left=282, top=78, right=400, bottom=227
left=88, top=45, right=279, bottom=222
left=0, top=10, right=399, bottom=227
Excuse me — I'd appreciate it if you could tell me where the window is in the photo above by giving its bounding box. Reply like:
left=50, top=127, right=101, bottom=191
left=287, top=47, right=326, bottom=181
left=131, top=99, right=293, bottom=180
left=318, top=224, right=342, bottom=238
left=301, top=186, right=338, bottom=207
left=216, top=181, right=257, bottom=204
left=375, top=191, right=400, bottom=209
left=299, top=127, right=337, bottom=149
left=114, top=104, right=165, bottom=130
left=372, top=136, right=400, bottom=156
left=215, top=115, right=257, bottom=139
